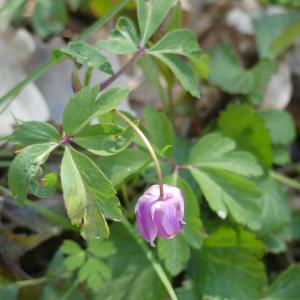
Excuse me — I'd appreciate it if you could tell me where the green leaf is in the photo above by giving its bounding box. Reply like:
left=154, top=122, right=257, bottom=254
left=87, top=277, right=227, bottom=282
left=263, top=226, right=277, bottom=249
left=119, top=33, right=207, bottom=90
left=188, top=226, right=266, bottom=300
left=264, top=264, right=300, bottom=300
left=166, top=3, right=183, bottom=32
left=191, top=168, right=262, bottom=230
left=255, top=177, right=291, bottom=253
left=29, top=172, right=58, bottom=198
left=189, top=133, right=263, bottom=177
left=61, top=240, right=83, bottom=255
left=218, top=103, right=273, bottom=167
left=99, top=17, right=138, bottom=54
left=96, top=224, right=167, bottom=300
left=9, top=121, right=60, bottom=147
left=149, top=29, right=200, bottom=56
left=87, top=240, right=117, bottom=258
left=61, top=240, right=86, bottom=271
left=271, top=20, right=300, bottom=57
left=63, top=85, right=129, bottom=135
left=259, top=109, right=296, bottom=145
left=61, top=147, right=122, bottom=239
left=74, top=124, right=134, bottom=156
left=209, top=44, right=277, bottom=95
left=53, top=41, right=113, bottom=74
left=32, top=0, right=68, bottom=39
left=153, top=53, right=200, bottom=98
left=65, top=251, right=86, bottom=271
left=157, top=234, right=190, bottom=276
left=96, top=148, right=151, bottom=186
left=144, top=106, right=174, bottom=158
left=166, top=175, right=203, bottom=249
left=272, top=145, right=291, bottom=166
left=8, top=143, right=58, bottom=205
left=78, top=257, right=112, bottom=290
left=137, top=0, right=175, bottom=45
left=253, top=12, right=300, bottom=58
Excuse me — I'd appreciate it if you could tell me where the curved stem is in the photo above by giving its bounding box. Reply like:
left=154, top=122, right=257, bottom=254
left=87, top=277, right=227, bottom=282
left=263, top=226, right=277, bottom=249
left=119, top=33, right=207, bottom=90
left=270, top=170, right=300, bottom=191
left=115, top=111, right=164, bottom=199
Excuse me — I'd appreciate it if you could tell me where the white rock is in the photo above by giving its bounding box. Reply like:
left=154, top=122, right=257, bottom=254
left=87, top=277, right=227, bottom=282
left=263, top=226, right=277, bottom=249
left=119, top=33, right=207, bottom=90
left=262, top=61, right=292, bottom=110
left=0, top=25, right=49, bottom=136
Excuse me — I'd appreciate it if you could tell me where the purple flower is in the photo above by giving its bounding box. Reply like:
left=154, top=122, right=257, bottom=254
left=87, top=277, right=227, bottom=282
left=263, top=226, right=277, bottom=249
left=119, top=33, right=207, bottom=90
left=135, top=184, right=185, bottom=246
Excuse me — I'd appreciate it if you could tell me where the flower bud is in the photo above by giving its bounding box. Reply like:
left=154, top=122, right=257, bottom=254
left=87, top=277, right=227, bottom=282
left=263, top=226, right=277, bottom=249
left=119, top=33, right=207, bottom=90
left=135, top=184, right=185, bottom=246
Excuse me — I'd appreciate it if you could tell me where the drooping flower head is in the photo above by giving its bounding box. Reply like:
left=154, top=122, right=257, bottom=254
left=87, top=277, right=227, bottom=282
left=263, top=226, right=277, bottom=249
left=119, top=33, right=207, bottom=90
left=135, top=184, right=184, bottom=246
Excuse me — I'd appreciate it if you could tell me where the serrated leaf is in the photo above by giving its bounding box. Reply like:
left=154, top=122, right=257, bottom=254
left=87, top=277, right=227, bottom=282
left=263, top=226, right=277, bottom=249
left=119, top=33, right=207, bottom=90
left=32, top=0, right=68, bottom=39
left=65, top=251, right=86, bottom=271
left=264, top=264, right=300, bottom=300
left=255, top=177, right=291, bottom=253
left=137, top=0, right=175, bottom=45
left=61, top=147, right=122, bottom=239
left=61, top=240, right=83, bottom=255
left=63, top=85, right=129, bottom=135
left=96, top=148, right=151, bottom=186
left=259, top=109, right=296, bottom=145
left=78, top=257, right=112, bottom=290
left=166, top=175, right=203, bottom=249
left=74, top=124, right=134, bottom=156
left=191, top=168, right=262, bottom=230
left=9, top=121, right=60, bottom=146
left=143, top=106, right=174, bottom=158
left=189, top=133, right=262, bottom=177
left=149, top=29, right=200, bottom=56
left=88, top=240, right=117, bottom=258
left=188, top=227, right=266, bottom=300
left=157, top=234, right=190, bottom=276
left=153, top=53, right=200, bottom=98
left=53, top=41, right=113, bottom=74
left=99, top=17, right=138, bottom=54
left=218, top=103, right=273, bottom=167
left=8, top=143, right=58, bottom=205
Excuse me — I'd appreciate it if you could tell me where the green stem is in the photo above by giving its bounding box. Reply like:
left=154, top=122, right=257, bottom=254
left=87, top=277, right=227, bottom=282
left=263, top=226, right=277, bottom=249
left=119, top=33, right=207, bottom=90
left=270, top=170, right=300, bottom=191
left=0, top=0, right=130, bottom=108
left=84, top=66, right=93, bottom=86
left=122, top=220, right=178, bottom=300
left=115, top=111, right=164, bottom=199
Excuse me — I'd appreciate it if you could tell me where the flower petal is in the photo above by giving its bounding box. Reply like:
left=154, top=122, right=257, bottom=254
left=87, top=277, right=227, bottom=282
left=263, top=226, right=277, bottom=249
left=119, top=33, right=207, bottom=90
left=136, top=196, right=158, bottom=246
left=154, top=200, right=182, bottom=238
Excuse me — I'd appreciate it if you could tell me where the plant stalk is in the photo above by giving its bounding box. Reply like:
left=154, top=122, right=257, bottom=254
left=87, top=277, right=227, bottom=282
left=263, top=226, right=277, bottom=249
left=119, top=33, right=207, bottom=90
left=115, top=111, right=164, bottom=199
left=270, top=170, right=300, bottom=191
left=100, top=47, right=146, bottom=91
